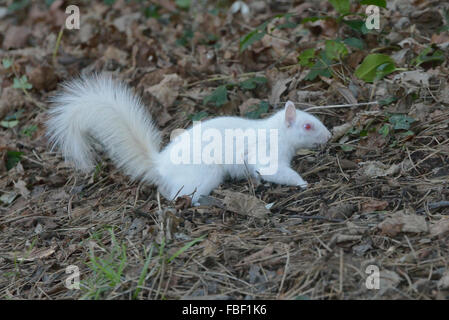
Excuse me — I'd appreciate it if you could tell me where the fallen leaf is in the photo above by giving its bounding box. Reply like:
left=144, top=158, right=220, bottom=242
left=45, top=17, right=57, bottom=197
left=378, top=211, right=428, bottom=237
left=238, top=98, right=261, bottom=116
left=3, top=26, right=31, bottom=49
left=323, top=203, right=356, bottom=220
left=429, top=219, right=449, bottom=238
left=237, top=244, right=274, bottom=266
left=379, top=269, right=401, bottom=295
left=362, top=199, right=389, bottom=213
left=222, top=191, right=270, bottom=219
left=438, top=271, right=449, bottom=289
left=146, top=73, right=184, bottom=108
left=5, top=245, right=56, bottom=262
left=13, top=180, right=30, bottom=199
left=358, top=161, right=400, bottom=178
left=103, top=46, right=129, bottom=66
left=269, top=77, right=291, bottom=106
left=393, top=71, right=430, bottom=87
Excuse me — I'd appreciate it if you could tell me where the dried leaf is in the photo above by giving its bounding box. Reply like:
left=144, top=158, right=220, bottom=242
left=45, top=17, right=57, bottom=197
left=237, top=244, right=274, bottom=266
left=6, top=245, right=56, bottom=262
left=147, top=74, right=184, bottom=108
left=378, top=211, right=428, bottom=237
left=269, top=78, right=291, bottom=106
left=429, top=219, right=449, bottom=238
left=362, top=199, right=389, bottom=213
left=222, top=191, right=270, bottom=219
left=13, top=180, right=30, bottom=199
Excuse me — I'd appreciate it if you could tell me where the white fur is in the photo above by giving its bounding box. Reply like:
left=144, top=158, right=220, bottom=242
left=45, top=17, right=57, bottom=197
left=47, top=75, right=332, bottom=203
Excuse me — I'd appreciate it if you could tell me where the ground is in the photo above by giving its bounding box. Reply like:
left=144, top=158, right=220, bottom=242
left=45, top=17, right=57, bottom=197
left=0, top=0, right=449, bottom=299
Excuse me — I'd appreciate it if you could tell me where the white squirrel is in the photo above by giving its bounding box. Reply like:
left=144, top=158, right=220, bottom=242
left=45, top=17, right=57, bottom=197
left=46, top=74, right=332, bottom=204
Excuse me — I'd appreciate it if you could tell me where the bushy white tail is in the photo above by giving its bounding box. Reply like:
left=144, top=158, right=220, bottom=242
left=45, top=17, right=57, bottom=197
left=46, top=74, right=161, bottom=183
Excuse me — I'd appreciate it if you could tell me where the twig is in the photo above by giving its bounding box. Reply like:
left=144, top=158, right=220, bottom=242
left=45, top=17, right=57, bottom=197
left=416, top=201, right=449, bottom=214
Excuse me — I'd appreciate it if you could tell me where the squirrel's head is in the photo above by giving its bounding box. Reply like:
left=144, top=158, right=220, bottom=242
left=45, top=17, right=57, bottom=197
left=283, top=101, right=332, bottom=149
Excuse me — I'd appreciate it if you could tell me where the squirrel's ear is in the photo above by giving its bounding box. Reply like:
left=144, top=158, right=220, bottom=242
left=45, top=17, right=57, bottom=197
left=284, top=101, right=296, bottom=127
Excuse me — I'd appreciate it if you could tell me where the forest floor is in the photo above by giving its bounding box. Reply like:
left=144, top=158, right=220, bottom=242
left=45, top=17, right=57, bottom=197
left=0, top=0, right=449, bottom=299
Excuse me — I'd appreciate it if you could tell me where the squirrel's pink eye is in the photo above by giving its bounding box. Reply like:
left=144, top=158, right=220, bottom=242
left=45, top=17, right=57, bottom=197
left=304, top=123, right=312, bottom=130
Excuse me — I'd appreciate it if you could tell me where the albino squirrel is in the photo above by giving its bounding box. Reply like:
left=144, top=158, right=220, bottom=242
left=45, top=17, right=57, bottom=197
left=47, top=74, right=331, bottom=204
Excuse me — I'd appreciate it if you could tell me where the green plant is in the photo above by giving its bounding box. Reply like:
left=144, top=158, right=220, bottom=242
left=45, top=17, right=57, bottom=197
left=203, top=85, right=228, bottom=107
left=354, top=54, right=398, bottom=82
left=6, top=151, right=23, bottom=170
left=81, top=229, right=128, bottom=299
left=2, top=58, right=12, bottom=69
left=412, top=46, right=445, bottom=68
left=188, top=111, right=209, bottom=121
left=245, top=101, right=269, bottom=119
left=21, top=125, right=38, bottom=137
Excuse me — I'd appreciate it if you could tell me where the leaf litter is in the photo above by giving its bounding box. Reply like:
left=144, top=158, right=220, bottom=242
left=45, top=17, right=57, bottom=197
left=0, top=0, right=448, bottom=300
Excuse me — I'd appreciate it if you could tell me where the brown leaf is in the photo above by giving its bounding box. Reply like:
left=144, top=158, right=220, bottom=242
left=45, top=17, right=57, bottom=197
left=323, top=203, right=356, bottom=220
left=13, top=180, right=30, bottom=199
left=378, top=211, right=428, bottom=237
left=429, top=219, right=449, bottom=238
left=237, top=244, right=274, bottom=266
left=269, top=77, right=291, bottom=106
left=362, top=199, right=389, bottom=213
left=29, top=66, right=58, bottom=91
left=0, top=87, right=25, bottom=119
left=238, top=98, right=261, bottom=116
left=222, top=191, right=270, bottom=219
left=6, top=245, right=56, bottom=262
left=3, top=26, right=31, bottom=49
left=146, top=73, right=184, bottom=108
left=103, top=46, right=129, bottom=66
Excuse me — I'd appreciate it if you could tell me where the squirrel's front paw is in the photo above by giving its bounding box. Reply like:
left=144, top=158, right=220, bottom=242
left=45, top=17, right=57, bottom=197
left=297, top=181, right=308, bottom=189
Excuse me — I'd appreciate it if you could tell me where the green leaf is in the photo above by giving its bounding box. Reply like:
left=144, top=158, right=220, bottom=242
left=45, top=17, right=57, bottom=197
left=340, top=144, right=355, bottom=152
left=167, top=235, right=206, bottom=263
left=1, top=120, right=19, bottom=128
left=6, top=151, right=23, bottom=170
left=298, top=48, right=316, bottom=67
left=13, top=75, right=32, bottom=90
left=354, top=54, right=396, bottom=82
left=203, top=86, right=228, bottom=107
left=175, top=0, right=190, bottom=9
left=343, top=19, right=369, bottom=34
left=389, top=115, right=416, bottom=131
left=324, top=40, right=348, bottom=61
left=412, top=46, right=445, bottom=67
left=175, top=29, right=193, bottom=47
left=379, top=124, right=390, bottom=137
left=2, top=59, right=12, bottom=69
left=245, top=101, right=269, bottom=119
left=239, top=77, right=267, bottom=90
left=144, top=4, right=160, bottom=18
left=398, top=130, right=415, bottom=138
left=188, top=111, right=208, bottom=121
left=239, top=29, right=266, bottom=52
left=360, top=0, right=386, bottom=8
left=8, top=0, right=30, bottom=12
left=328, top=0, right=351, bottom=15
left=343, top=37, right=365, bottom=49
left=374, top=62, right=397, bottom=81
left=379, top=96, right=397, bottom=106
left=21, top=125, right=38, bottom=137
left=305, top=51, right=332, bottom=81
left=300, top=16, right=328, bottom=24
left=275, top=21, right=297, bottom=29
